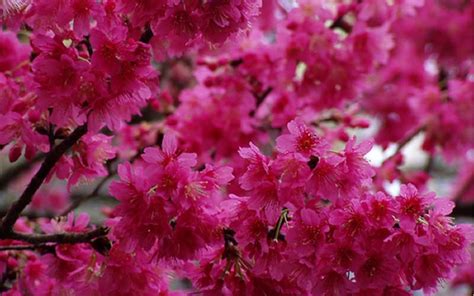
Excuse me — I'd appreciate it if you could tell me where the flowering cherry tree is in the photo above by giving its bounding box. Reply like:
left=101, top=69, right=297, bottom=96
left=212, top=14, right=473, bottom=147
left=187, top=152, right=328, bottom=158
left=0, top=0, right=473, bottom=295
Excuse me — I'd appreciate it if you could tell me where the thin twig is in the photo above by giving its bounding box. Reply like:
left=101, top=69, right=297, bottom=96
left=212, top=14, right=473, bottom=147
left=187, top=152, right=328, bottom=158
left=250, top=87, right=273, bottom=116
left=139, top=24, right=153, bottom=44
left=61, top=151, right=141, bottom=216
left=424, top=155, right=435, bottom=174
left=61, top=175, right=111, bottom=216
left=0, top=125, right=88, bottom=233
left=255, top=87, right=273, bottom=108
left=329, top=12, right=352, bottom=33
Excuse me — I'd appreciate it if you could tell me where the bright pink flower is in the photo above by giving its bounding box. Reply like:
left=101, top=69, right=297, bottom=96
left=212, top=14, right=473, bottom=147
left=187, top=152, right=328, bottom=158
left=90, top=27, right=128, bottom=75
left=169, top=80, right=258, bottom=161
left=69, top=0, right=99, bottom=37
left=67, top=133, right=116, bottom=188
left=276, top=119, right=328, bottom=159
left=413, top=253, right=453, bottom=292
left=0, top=30, right=30, bottom=72
left=238, top=142, right=272, bottom=191
left=109, top=162, right=167, bottom=251
left=339, top=137, right=375, bottom=180
left=109, top=162, right=153, bottom=202
left=0, top=0, right=473, bottom=294
left=362, top=192, right=397, bottom=228
left=319, top=240, right=362, bottom=273
left=349, top=23, right=394, bottom=68
left=150, top=1, right=201, bottom=57
left=1, top=0, right=30, bottom=17
left=32, top=52, right=89, bottom=126
left=41, top=212, right=90, bottom=234
left=355, top=248, right=400, bottom=289
left=0, top=111, right=49, bottom=161
left=329, top=200, right=368, bottom=238
left=286, top=208, right=329, bottom=257
left=200, top=0, right=262, bottom=43
left=271, top=153, right=311, bottom=192
left=143, top=133, right=197, bottom=168
left=312, top=268, right=355, bottom=296
left=115, top=0, right=167, bottom=28
left=97, top=246, right=171, bottom=296
left=306, top=155, right=344, bottom=202
left=16, top=258, right=56, bottom=296
left=396, top=184, right=435, bottom=229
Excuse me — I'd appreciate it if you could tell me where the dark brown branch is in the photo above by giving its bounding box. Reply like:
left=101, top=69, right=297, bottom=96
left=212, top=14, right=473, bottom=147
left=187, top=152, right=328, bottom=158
left=452, top=202, right=474, bottom=218
left=250, top=87, right=273, bottom=116
left=0, top=153, right=45, bottom=191
left=229, top=58, right=243, bottom=68
left=0, top=125, right=88, bottom=233
left=1, top=227, right=109, bottom=244
left=329, top=15, right=352, bottom=33
left=140, top=24, right=153, bottom=44
left=0, top=243, right=53, bottom=251
left=78, top=35, right=94, bottom=57
left=255, top=87, right=273, bottom=107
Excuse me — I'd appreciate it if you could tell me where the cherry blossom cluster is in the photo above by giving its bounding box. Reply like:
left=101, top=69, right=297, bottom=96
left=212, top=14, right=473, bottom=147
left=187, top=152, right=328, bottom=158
left=194, top=121, right=472, bottom=295
left=0, top=0, right=473, bottom=295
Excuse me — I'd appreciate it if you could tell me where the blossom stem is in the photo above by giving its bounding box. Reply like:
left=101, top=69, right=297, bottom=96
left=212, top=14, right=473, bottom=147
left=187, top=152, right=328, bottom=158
left=61, top=174, right=111, bottom=216
left=0, top=125, right=88, bottom=233
left=271, top=208, right=289, bottom=241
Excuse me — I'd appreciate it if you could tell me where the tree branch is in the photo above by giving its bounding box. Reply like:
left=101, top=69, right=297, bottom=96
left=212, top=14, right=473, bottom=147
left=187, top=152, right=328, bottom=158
left=1, top=227, right=109, bottom=244
left=0, top=243, right=53, bottom=251
left=139, top=24, right=153, bottom=44
left=61, top=175, right=111, bottom=216
left=61, top=151, right=141, bottom=215
left=452, top=202, right=474, bottom=218
left=0, top=125, right=88, bottom=233
left=329, top=13, right=352, bottom=33
left=250, top=87, right=273, bottom=117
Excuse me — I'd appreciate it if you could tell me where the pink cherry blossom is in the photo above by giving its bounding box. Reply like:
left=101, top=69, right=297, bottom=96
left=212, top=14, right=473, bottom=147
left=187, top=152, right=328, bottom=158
left=276, top=119, right=329, bottom=159
left=0, top=0, right=472, bottom=294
